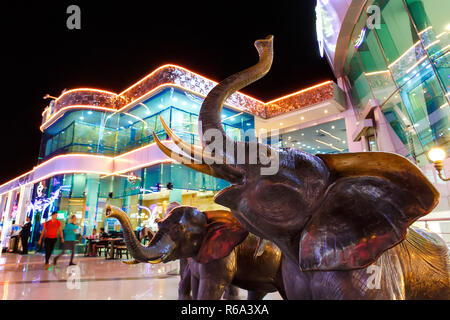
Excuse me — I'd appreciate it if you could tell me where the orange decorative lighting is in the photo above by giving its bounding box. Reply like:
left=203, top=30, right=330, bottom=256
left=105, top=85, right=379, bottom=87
left=266, top=81, right=333, bottom=105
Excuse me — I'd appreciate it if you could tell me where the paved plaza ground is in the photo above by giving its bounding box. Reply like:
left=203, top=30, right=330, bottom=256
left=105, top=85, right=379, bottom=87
left=0, top=253, right=282, bottom=300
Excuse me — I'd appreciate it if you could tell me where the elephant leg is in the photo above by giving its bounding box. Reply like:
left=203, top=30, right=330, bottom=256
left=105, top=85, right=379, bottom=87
left=191, top=276, right=199, bottom=300
left=178, top=263, right=192, bottom=300
left=223, top=285, right=240, bottom=300
left=197, top=252, right=236, bottom=300
left=179, top=258, right=188, bottom=278
left=198, top=279, right=228, bottom=300
left=247, top=291, right=267, bottom=300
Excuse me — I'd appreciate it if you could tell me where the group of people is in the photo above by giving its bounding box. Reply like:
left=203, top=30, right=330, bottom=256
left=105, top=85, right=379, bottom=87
left=85, top=227, right=110, bottom=256
left=38, top=212, right=80, bottom=270
left=7, top=216, right=32, bottom=254
left=9, top=211, right=113, bottom=270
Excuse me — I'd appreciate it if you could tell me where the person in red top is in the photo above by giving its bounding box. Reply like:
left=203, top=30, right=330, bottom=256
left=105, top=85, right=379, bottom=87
left=38, top=212, right=64, bottom=270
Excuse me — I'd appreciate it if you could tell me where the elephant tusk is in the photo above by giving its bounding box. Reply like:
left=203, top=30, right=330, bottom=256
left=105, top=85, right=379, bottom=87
left=159, top=115, right=215, bottom=163
left=122, top=259, right=140, bottom=265
left=148, top=258, right=162, bottom=264
left=153, top=132, right=221, bottom=178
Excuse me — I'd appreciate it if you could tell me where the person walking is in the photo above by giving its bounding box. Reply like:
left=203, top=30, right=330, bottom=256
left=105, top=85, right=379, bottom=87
left=37, top=212, right=64, bottom=270
left=19, top=217, right=32, bottom=254
left=54, top=215, right=79, bottom=266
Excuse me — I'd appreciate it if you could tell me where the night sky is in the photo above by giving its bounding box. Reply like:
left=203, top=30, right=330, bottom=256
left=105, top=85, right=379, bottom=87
left=1, top=1, right=334, bottom=185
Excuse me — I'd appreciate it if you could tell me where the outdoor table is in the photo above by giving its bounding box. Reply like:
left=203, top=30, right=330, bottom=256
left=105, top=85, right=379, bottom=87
left=84, top=238, right=99, bottom=256
left=105, top=238, right=124, bottom=260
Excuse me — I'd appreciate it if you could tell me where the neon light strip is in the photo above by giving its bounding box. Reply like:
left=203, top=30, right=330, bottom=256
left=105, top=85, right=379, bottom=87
left=388, top=40, right=422, bottom=68
left=425, top=39, right=441, bottom=50
left=0, top=154, right=113, bottom=191
left=40, top=105, right=119, bottom=131
left=418, top=26, right=433, bottom=35
left=114, top=160, right=175, bottom=176
left=0, top=161, right=173, bottom=197
left=436, top=32, right=447, bottom=39
left=405, top=56, right=428, bottom=74
left=364, top=70, right=390, bottom=76
left=40, top=83, right=249, bottom=131
left=266, top=81, right=333, bottom=104
left=222, top=112, right=244, bottom=122
left=0, top=142, right=181, bottom=194
left=117, top=64, right=266, bottom=105
left=54, top=88, right=119, bottom=104
left=43, top=65, right=335, bottom=130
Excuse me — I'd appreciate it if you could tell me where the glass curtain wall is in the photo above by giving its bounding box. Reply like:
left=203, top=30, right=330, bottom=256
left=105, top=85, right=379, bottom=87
left=272, top=118, right=349, bottom=154
left=40, top=88, right=255, bottom=161
left=344, top=0, right=449, bottom=165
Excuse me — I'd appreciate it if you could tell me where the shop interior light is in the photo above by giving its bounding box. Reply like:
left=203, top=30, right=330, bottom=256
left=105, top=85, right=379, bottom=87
left=315, top=139, right=344, bottom=152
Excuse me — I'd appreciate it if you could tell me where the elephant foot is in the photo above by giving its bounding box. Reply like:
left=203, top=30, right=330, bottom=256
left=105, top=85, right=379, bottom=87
left=179, top=294, right=193, bottom=300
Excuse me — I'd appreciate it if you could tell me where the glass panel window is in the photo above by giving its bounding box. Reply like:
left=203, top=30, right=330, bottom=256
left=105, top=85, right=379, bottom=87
left=404, top=0, right=450, bottom=93
left=399, top=71, right=450, bottom=153
left=357, top=29, right=398, bottom=105
left=274, top=118, right=348, bottom=154
left=368, top=135, right=378, bottom=151
left=375, top=0, right=427, bottom=87
left=345, top=53, right=374, bottom=111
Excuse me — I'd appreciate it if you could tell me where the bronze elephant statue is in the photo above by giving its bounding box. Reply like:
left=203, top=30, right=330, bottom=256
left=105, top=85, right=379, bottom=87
left=153, top=35, right=450, bottom=299
left=106, top=205, right=286, bottom=300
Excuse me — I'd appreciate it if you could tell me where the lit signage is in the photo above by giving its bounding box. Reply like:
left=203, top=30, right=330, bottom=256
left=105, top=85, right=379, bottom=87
left=36, top=182, right=44, bottom=197
left=354, top=27, right=367, bottom=49
left=316, top=1, right=325, bottom=58
left=27, top=184, right=71, bottom=221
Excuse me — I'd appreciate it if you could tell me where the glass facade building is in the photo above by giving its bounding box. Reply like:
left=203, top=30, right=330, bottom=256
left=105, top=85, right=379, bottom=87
left=316, top=0, right=450, bottom=244
left=40, top=87, right=254, bottom=161
left=0, top=67, right=259, bottom=253
left=343, top=0, right=449, bottom=164
left=0, top=64, right=344, bottom=253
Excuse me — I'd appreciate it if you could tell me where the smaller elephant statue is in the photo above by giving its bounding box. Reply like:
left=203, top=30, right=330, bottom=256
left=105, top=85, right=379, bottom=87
left=106, top=205, right=286, bottom=300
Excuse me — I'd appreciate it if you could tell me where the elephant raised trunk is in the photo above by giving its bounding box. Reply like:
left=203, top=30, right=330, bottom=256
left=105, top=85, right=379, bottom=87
left=105, top=205, right=174, bottom=263
left=198, top=35, right=273, bottom=167
left=152, top=35, right=276, bottom=184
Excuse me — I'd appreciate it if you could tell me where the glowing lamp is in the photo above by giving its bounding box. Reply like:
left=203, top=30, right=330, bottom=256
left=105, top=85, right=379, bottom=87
left=427, top=147, right=449, bottom=181
left=428, top=147, right=446, bottom=162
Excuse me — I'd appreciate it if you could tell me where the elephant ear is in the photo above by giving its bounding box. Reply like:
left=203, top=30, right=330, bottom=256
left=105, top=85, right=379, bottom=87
left=166, top=202, right=181, bottom=214
left=196, top=210, right=248, bottom=264
left=299, top=152, right=439, bottom=271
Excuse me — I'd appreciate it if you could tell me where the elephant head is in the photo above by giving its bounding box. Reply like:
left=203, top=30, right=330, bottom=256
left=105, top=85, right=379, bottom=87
left=153, top=35, right=440, bottom=272
left=106, top=205, right=248, bottom=264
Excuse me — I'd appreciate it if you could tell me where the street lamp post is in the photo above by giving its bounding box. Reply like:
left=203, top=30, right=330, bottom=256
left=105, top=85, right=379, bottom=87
left=427, top=147, right=449, bottom=182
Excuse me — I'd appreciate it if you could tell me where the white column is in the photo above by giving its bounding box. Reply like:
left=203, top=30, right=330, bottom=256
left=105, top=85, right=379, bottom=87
left=0, top=191, right=13, bottom=255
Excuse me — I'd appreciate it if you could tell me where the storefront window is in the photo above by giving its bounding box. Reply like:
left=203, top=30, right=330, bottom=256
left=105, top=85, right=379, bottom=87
left=404, top=0, right=450, bottom=93
left=399, top=71, right=450, bottom=154
left=345, top=52, right=374, bottom=111
left=275, top=118, right=349, bottom=154
left=41, top=87, right=255, bottom=160
left=375, top=0, right=428, bottom=87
